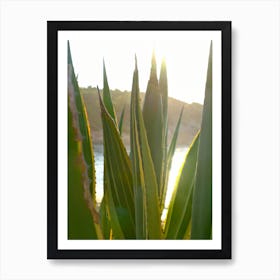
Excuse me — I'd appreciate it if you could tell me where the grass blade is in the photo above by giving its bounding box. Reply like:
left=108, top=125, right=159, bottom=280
left=142, top=52, right=163, bottom=194
left=164, top=132, right=200, bottom=239
left=98, top=88, right=135, bottom=239
left=191, top=42, right=212, bottom=239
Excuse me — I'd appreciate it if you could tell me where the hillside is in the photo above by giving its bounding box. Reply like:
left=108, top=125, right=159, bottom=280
left=81, top=87, right=203, bottom=147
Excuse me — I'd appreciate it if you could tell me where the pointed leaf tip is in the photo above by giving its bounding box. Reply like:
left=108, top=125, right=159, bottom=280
left=161, top=58, right=166, bottom=68
left=152, top=48, right=156, bottom=59
left=134, top=54, right=138, bottom=70
left=97, top=86, right=102, bottom=103
left=67, top=41, right=72, bottom=64
left=103, top=59, right=107, bottom=78
left=151, top=50, right=157, bottom=77
left=102, top=61, right=118, bottom=124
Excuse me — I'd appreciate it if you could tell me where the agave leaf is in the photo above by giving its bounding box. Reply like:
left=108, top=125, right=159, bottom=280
left=68, top=41, right=96, bottom=203
left=68, top=106, right=99, bottom=239
left=159, top=59, right=168, bottom=164
left=130, top=57, right=162, bottom=239
left=98, top=89, right=135, bottom=239
left=118, top=105, right=125, bottom=136
left=158, top=59, right=169, bottom=212
left=160, top=106, right=184, bottom=211
left=103, top=180, right=124, bottom=239
left=167, top=106, right=184, bottom=166
left=191, top=42, right=212, bottom=239
left=103, top=60, right=118, bottom=126
left=159, top=59, right=168, bottom=136
left=164, top=132, right=199, bottom=239
left=68, top=42, right=101, bottom=239
left=142, top=51, right=163, bottom=194
left=130, top=60, right=146, bottom=239
left=99, top=197, right=111, bottom=239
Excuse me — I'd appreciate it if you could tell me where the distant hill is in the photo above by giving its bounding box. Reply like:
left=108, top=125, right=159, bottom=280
left=81, top=87, right=203, bottom=147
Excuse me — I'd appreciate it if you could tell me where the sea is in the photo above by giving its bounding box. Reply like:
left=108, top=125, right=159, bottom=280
left=94, top=144, right=188, bottom=211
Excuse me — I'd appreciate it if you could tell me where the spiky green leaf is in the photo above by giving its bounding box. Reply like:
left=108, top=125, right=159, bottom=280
left=160, top=106, right=184, bottom=211
left=103, top=60, right=118, bottom=125
left=142, top=52, right=163, bottom=194
left=164, top=132, right=200, bottom=239
left=191, top=42, right=212, bottom=239
left=68, top=106, right=99, bottom=239
left=158, top=59, right=169, bottom=212
left=68, top=42, right=101, bottom=239
left=99, top=197, right=111, bottom=239
left=130, top=57, right=162, bottom=239
left=118, top=105, right=125, bottom=136
left=98, top=89, right=135, bottom=239
left=159, top=58, right=168, bottom=139
left=68, top=41, right=96, bottom=202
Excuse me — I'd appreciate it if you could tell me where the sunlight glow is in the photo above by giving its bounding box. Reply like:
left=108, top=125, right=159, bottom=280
left=164, top=146, right=189, bottom=209
left=69, top=33, right=210, bottom=104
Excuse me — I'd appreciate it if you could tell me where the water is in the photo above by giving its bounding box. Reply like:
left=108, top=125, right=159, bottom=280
left=94, top=144, right=105, bottom=203
left=94, top=144, right=188, bottom=210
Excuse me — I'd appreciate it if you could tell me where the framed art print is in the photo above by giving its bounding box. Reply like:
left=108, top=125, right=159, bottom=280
left=47, top=21, right=231, bottom=259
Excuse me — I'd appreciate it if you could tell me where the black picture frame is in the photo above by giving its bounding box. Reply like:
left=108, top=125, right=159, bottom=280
left=47, top=21, right=231, bottom=259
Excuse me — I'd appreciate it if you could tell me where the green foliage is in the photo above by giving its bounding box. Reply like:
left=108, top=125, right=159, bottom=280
left=118, top=105, right=125, bottom=136
left=68, top=42, right=96, bottom=202
left=159, top=59, right=168, bottom=135
left=99, top=198, right=111, bottom=239
left=98, top=88, right=135, bottom=238
left=103, top=60, right=118, bottom=125
left=159, top=59, right=169, bottom=211
left=160, top=106, right=184, bottom=212
left=130, top=58, right=162, bottom=239
left=191, top=43, right=213, bottom=239
left=142, top=51, right=164, bottom=194
left=164, top=133, right=199, bottom=239
left=67, top=42, right=101, bottom=239
left=68, top=42, right=212, bottom=240
left=68, top=106, right=98, bottom=239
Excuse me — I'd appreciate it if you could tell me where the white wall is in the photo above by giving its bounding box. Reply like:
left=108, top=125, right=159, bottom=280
left=0, top=1, right=279, bottom=279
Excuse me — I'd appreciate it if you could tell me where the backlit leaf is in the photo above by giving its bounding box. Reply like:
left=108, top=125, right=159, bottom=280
left=160, top=106, right=184, bottom=211
left=131, top=57, right=162, bottom=239
left=98, top=89, right=135, bottom=239
left=164, top=133, right=199, bottom=239
left=68, top=41, right=101, bottom=239
left=142, top=52, right=163, bottom=194
left=103, top=60, right=118, bottom=126
left=191, top=42, right=212, bottom=239
left=118, top=105, right=125, bottom=136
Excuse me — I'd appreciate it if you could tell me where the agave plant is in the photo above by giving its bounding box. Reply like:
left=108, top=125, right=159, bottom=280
left=67, top=41, right=212, bottom=240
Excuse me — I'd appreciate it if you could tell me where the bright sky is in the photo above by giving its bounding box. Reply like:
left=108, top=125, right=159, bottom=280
left=69, top=33, right=211, bottom=104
